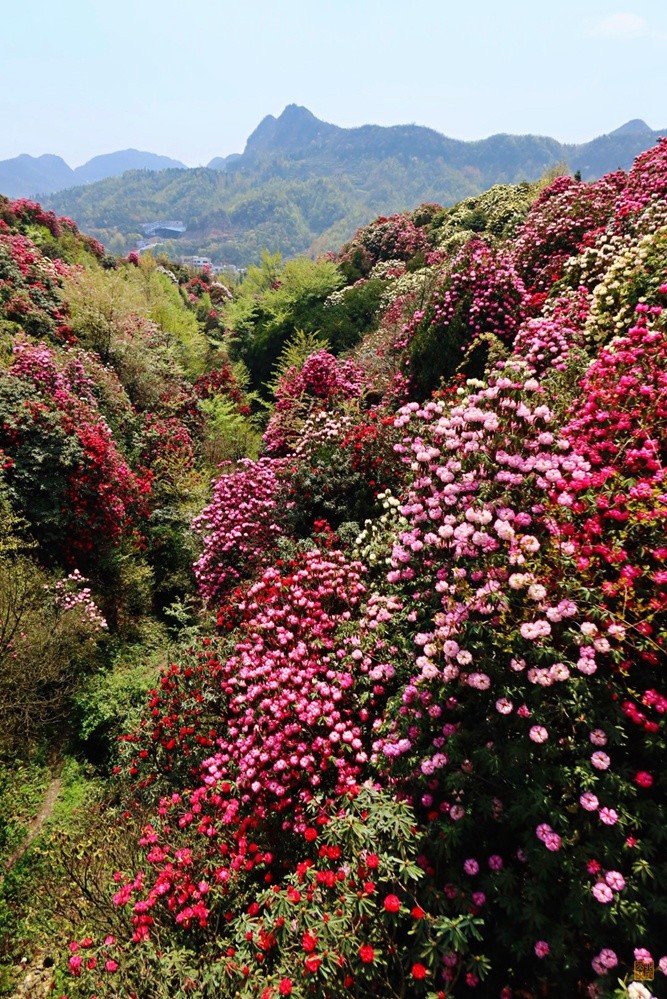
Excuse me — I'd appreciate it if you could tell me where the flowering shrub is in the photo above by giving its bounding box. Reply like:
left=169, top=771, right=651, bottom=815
left=584, top=227, right=667, bottom=347
left=264, top=350, right=366, bottom=455
left=56, top=144, right=667, bottom=999
left=53, top=569, right=108, bottom=631
left=406, top=237, right=527, bottom=394
left=137, top=413, right=195, bottom=499
left=365, top=356, right=666, bottom=993
left=194, top=362, right=252, bottom=416
left=0, top=552, right=106, bottom=745
left=0, top=197, right=103, bottom=258
left=0, top=226, right=74, bottom=342
left=512, top=285, right=591, bottom=374
left=613, top=136, right=667, bottom=234
left=0, top=339, right=148, bottom=562
left=432, top=183, right=535, bottom=254
left=339, top=213, right=430, bottom=272
left=192, top=458, right=293, bottom=604
left=512, top=171, right=626, bottom=293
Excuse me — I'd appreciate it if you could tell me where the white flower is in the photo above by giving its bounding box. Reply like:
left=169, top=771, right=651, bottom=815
left=627, top=983, right=655, bottom=999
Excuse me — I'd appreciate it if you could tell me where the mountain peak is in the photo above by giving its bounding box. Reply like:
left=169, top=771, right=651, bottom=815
left=244, top=105, right=338, bottom=157
left=610, top=119, right=651, bottom=136
left=278, top=104, right=320, bottom=124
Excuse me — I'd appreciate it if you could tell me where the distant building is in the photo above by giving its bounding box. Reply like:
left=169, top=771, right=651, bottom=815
left=141, top=220, right=187, bottom=238
left=181, top=255, right=212, bottom=270
left=179, top=256, right=241, bottom=276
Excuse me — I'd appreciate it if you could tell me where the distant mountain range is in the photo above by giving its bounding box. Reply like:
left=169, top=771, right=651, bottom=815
left=232, top=107, right=664, bottom=185
left=3, top=106, right=663, bottom=265
left=0, top=149, right=187, bottom=198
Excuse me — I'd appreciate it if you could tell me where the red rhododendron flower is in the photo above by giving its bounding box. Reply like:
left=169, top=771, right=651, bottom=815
left=304, top=954, right=321, bottom=973
left=279, top=978, right=293, bottom=995
left=411, top=963, right=428, bottom=979
left=302, top=932, right=318, bottom=953
left=383, top=893, right=401, bottom=912
left=359, top=943, right=375, bottom=963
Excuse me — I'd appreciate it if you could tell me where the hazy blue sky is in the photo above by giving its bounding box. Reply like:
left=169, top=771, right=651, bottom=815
left=2, top=0, right=666, bottom=166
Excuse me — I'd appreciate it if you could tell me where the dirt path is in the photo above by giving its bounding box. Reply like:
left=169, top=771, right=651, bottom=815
left=4, top=776, right=61, bottom=874
left=3, top=776, right=62, bottom=998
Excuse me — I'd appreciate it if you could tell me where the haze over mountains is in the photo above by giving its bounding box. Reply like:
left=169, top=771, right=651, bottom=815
left=0, top=150, right=187, bottom=199
left=3, top=106, right=664, bottom=265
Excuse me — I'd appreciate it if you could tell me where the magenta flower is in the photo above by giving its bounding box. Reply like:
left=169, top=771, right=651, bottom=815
left=591, top=751, right=611, bottom=770
left=544, top=831, right=562, bottom=852
left=591, top=882, right=613, bottom=903
left=579, top=792, right=599, bottom=811
left=605, top=871, right=625, bottom=892
left=534, top=940, right=550, bottom=958
left=529, top=725, right=549, bottom=743
left=598, top=948, right=618, bottom=969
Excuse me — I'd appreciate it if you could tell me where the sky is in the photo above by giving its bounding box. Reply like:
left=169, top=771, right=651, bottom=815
left=1, top=0, right=666, bottom=167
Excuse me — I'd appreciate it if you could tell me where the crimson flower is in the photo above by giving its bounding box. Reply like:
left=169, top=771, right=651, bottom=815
left=302, top=932, right=318, bottom=953
left=411, top=963, right=428, bottom=979
left=359, top=944, right=375, bottom=964
left=383, top=894, right=401, bottom=912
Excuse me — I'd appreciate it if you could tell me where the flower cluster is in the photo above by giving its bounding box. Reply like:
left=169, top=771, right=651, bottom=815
left=263, top=350, right=366, bottom=455
left=192, top=458, right=292, bottom=603
left=1, top=339, right=149, bottom=561
left=339, top=212, right=430, bottom=268
left=59, top=141, right=667, bottom=999
left=53, top=569, right=108, bottom=631
left=0, top=226, right=75, bottom=342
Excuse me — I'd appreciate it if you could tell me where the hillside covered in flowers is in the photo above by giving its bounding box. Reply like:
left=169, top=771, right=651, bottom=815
left=1, top=142, right=666, bottom=999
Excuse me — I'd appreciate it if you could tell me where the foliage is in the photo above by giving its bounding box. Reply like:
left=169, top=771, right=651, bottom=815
left=2, top=142, right=667, bottom=999
left=0, top=556, right=106, bottom=747
left=224, top=256, right=344, bottom=392
left=406, top=237, right=527, bottom=394
left=0, top=341, right=149, bottom=565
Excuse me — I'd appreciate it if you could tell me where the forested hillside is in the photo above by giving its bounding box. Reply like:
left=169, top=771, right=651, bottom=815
left=43, top=106, right=666, bottom=266
left=1, top=138, right=667, bottom=999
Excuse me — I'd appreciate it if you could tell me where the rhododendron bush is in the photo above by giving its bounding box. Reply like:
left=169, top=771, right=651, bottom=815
left=0, top=338, right=149, bottom=562
left=50, top=142, right=667, bottom=999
